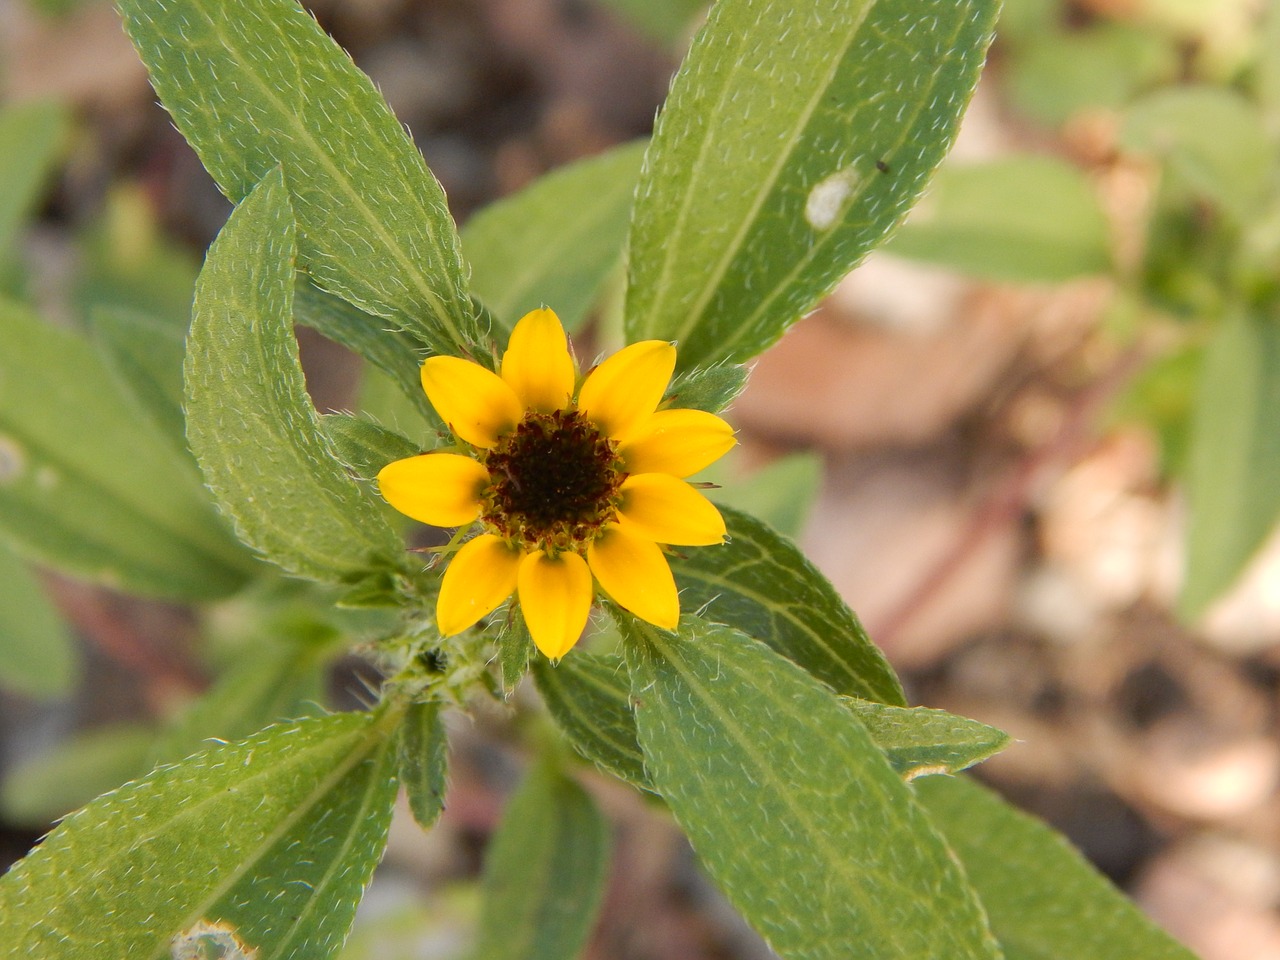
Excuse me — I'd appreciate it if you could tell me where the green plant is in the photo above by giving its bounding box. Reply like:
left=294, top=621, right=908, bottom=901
left=0, top=1, right=1198, bottom=958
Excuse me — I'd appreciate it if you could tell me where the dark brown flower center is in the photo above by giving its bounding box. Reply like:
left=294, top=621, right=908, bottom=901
left=481, top=410, right=623, bottom=552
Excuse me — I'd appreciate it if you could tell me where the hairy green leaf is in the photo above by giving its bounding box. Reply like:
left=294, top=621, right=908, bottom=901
left=537, top=651, right=1004, bottom=790
left=187, top=169, right=402, bottom=584
left=670, top=506, right=904, bottom=703
left=664, top=362, right=749, bottom=414
left=0, top=299, right=251, bottom=599
left=473, top=760, right=611, bottom=960
left=397, top=700, right=448, bottom=831
left=1181, top=310, right=1280, bottom=616
left=0, top=544, right=76, bottom=699
left=321, top=413, right=423, bottom=481
left=885, top=156, right=1112, bottom=282
left=119, top=0, right=481, bottom=355
left=917, top=776, right=1196, bottom=960
left=625, top=617, right=1000, bottom=960
left=626, top=0, right=998, bottom=368
left=533, top=651, right=650, bottom=788
left=0, top=712, right=399, bottom=960
left=464, top=142, right=647, bottom=333
left=843, top=699, right=1009, bottom=779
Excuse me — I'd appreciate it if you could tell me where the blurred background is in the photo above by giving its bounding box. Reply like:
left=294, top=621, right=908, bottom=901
left=1, top=0, right=1279, bottom=957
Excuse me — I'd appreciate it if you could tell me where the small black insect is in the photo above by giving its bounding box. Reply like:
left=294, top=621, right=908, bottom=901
left=875, top=159, right=890, bottom=174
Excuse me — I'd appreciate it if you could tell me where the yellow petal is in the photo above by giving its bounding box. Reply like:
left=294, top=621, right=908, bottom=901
left=617, top=408, right=737, bottom=477
left=436, top=534, right=523, bottom=636
left=421, top=356, right=523, bottom=448
left=577, top=340, right=676, bottom=441
left=501, top=308, right=576, bottom=413
left=377, top=454, right=489, bottom=527
left=587, top=525, right=678, bottom=630
left=617, top=473, right=727, bottom=546
left=518, top=550, right=593, bottom=660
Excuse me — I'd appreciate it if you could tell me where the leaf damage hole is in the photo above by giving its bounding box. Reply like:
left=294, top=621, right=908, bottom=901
left=171, top=919, right=258, bottom=960
left=804, top=165, right=862, bottom=231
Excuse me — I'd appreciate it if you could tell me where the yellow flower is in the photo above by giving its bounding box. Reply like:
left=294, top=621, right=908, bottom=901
left=377, top=308, right=736, bottom=660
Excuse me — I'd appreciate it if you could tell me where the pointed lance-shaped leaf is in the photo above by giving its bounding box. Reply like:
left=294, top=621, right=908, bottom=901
left=0, top=712, right=400, bottom=960
left=624, top=616, right=1000, bottom=960
left=918, top=776, right=1197, bottom=960
left=0, top=299, right=253, bottom=600
left=119, top=0, right=481, bottom=356
left=626, top=0, right=998, bottom=369
left=186, top=168, right=403, bottom=584
left=473, top=759, right=612, bottom=960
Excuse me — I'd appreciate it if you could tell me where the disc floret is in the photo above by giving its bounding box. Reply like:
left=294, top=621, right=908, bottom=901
left=481, top=409, right=624, bottom=554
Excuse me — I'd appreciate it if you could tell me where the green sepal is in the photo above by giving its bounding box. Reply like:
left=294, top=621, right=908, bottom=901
left=497, top=620, right=534, bottom=697
left=664, top=362, right=750, bottom=414
left=334, top=567, right=408, bottom=610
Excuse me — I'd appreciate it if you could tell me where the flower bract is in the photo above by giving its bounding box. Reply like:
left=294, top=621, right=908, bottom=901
left=377, top=307, right=736, bottom=659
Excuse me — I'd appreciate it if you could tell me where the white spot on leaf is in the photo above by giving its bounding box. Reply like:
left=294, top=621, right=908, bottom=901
left=0, top=436, right=26, bottom=485
left=171, top=919, right=257, bottom=960
left=804, top=166, right=861, bottom=231
left=902, top=764, right=950, bottom=782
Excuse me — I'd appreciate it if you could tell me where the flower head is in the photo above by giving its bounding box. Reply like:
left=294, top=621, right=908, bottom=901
left=377, top=308, right=736, bottom=659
